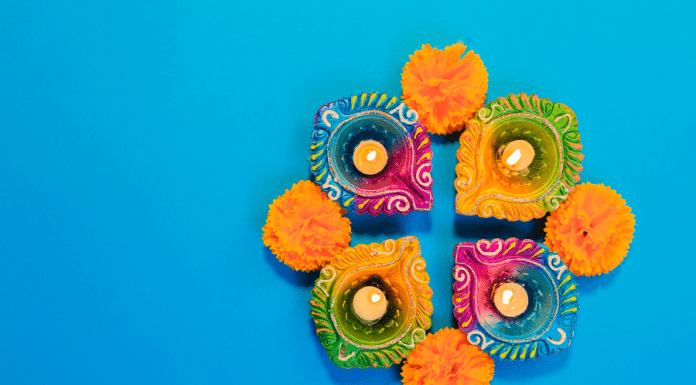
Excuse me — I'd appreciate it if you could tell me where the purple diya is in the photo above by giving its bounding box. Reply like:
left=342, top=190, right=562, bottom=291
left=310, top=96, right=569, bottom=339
left=453, top=238, right=579, bottom=361
left=310, top=92, right=434, bottom=215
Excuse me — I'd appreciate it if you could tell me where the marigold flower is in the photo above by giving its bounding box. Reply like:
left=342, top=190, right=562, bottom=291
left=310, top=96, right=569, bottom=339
left=401, top=327, right=494, bottom=385
left=545, top=183, right=635, bottom=276
left=262, top=181, right=351, bottom=271
left=401, top=43, right=488, bottom=135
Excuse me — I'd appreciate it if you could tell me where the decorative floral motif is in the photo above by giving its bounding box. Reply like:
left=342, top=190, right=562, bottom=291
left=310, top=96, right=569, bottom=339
left=401, top=327, right=494, bottom=385
left=453, top=238, right=579, bottom=361
left=310, top=237, right=433, bottom=368
left=310, top=92, right=433, bottom=215
left=401, top=43, right=488, bottom=135
left=262, top=181, right=351, bottom=271
left=545, top=183, right=635, bottom=276
left=455, top=93, right=583, bottom=221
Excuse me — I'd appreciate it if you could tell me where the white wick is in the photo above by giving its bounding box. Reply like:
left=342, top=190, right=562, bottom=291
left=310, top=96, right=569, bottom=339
left=502, top=289, right=514, bottom=305
left=366, top=150, right=377, bottom=161
left=506, top=149, right=522, bottom=166
left=371, top=293, right=381, bottom=303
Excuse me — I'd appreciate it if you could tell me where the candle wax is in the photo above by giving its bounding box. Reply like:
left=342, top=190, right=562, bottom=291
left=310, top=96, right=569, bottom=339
left=493, top=282, right=529, bottom=318
left=353, top=140, right=388, bottom=175
left=501, top=140, right=535, bottom=172
left=352, top=286, right=388, bottom=324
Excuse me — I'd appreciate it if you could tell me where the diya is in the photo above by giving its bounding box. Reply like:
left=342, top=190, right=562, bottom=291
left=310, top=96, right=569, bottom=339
left=310, top=236, right=434, bottom=368
left=452, top=238, right=579, bottom=361
left=455, top=93, right=583, bottom=221
left=310, top=92, right=434, bottom=215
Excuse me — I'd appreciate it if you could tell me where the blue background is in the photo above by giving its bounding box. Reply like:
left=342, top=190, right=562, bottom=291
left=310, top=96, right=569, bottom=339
left=1, top=1, right=694, bottom=384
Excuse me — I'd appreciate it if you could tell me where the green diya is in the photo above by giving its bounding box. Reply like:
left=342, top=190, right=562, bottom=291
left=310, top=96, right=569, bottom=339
left=455, top=93, right=583, bottom=221
left=310, top=236, right=433, bottom=369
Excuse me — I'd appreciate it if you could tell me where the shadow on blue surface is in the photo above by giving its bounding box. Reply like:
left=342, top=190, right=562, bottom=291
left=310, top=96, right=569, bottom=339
left=347, top=210, right=432, bottom=236
left=347, top=211, right=402, bottom=235
left=402, top=210, right=432, bottom=235
left=430, top=130, right=461, bottom=145
left=494, top=346, right=572, bottom=379
left=455, top=214, right=548, bottom=242
left=264, top=246, right=320, bottom=288
left=573, top=265, right=620, bottom=294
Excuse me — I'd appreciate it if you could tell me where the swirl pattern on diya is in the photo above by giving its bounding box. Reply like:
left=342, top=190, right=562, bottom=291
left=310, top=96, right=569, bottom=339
left=310, top=237, right=433, bottom=369
left=455, top=93, right=583, bottom=221
left=310, top=92, right=433, bottom=215
left=452, top=238, right=579, bottom=361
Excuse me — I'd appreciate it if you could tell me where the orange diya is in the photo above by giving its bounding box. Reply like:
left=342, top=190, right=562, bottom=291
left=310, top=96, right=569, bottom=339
left=310, top=237, right=433, bottom=369
left=455, top=93, right=584, bottom=221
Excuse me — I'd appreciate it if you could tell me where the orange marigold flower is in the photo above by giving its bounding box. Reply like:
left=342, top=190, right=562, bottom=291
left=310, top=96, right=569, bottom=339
left=401, top=43, right=488, bottom=135
left=545, top=183, right=635, bottom=276
left=401, top=327, right=494, bottom=385
left=262, top=181, right=351, bottom=272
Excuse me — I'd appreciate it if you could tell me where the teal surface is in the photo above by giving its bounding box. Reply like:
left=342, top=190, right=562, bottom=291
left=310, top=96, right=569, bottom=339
left=1, top=1, right=695, bottom=384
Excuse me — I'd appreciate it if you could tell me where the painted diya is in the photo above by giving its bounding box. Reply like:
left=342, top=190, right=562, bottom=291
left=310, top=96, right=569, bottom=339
left=310, top=92, right=434, bottom=215
left=452, top=238, right=579, bottom=361
left=310, top=236, right=433, bottom=368
left=455, top=93, right=583, bottom=221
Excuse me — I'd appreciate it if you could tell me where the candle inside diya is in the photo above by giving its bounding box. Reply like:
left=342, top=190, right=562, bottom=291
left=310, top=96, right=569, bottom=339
left=352, top=285, right=388, bottom=324
left=455, top=93, right=582, bottom=221
left=500, top=140, right=535, bottom=173
left=352, top=140, right=388, bottom=175
left=493, top=282, right=528, bottom=318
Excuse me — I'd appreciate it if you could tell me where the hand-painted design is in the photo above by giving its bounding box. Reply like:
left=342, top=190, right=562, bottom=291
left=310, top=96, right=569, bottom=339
left=310, top=92, right=434, bottom=215
left=310, top=236, right=433, bottom=369
left=455, top=93, right=583, bottom=221
left=452, top=238, right=579, bottom=361
left=310, top=128, right=349, bottom=204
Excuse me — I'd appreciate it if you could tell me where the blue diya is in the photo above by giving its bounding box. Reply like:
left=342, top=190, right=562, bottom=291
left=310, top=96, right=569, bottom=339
left=452, top=238, right=579, bottom=361
left=310, top=92, right=434, bottom=215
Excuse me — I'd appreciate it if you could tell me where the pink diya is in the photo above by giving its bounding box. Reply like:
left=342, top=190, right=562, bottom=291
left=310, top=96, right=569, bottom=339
left=310, top=236, right=433, bottom=368
left=455, top=93, right=583, bottom=221
left=310, top=92, right=434, bottom=215
left=453, top=238, right=579, bottom=361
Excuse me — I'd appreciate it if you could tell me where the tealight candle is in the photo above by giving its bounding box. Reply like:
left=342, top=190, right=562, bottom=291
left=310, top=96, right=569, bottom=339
left=352, top=286, right=388, bottom=324
left=493, top=282, right=528, bottom=318
left=501, top=140, right=535, bottom=172
left=353, top=140, right=388, bottom=175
